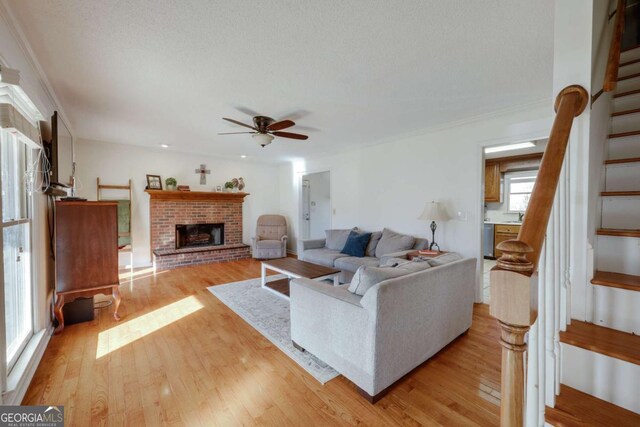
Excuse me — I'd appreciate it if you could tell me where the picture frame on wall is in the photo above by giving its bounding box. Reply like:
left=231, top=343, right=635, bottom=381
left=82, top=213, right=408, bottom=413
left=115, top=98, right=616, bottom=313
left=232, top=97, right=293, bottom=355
left=146, top=174, right=163, bottom=190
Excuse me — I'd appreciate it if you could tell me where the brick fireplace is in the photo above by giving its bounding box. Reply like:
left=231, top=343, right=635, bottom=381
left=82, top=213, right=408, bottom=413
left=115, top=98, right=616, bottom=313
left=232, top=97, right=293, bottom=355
left=146, top=190, right=251, bottom=271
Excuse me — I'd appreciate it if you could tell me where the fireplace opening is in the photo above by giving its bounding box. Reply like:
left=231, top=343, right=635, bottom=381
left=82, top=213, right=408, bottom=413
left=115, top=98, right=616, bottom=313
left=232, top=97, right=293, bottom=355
left=176, top=223, right=224, bottom=249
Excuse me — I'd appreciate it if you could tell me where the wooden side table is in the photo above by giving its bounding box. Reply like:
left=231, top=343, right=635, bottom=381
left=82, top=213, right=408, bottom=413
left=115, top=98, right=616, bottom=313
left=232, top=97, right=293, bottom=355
left=406, top=250, right=448, bottom=261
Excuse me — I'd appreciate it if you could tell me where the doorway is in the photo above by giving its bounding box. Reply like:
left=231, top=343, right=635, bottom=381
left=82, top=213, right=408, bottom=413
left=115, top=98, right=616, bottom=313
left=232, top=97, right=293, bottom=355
left=481, top=139, right=547, bottom=303
left=300, top=171, right=331, bottom=240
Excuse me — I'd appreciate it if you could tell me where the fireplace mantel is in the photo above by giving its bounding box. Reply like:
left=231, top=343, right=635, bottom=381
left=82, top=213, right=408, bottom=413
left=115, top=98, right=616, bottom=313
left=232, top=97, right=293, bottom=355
left=145, top=189, right=250, bottom=202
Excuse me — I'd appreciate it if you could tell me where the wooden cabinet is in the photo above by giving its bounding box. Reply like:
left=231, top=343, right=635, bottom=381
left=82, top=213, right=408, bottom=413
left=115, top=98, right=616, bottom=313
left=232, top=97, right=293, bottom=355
left=485, top=154, right=542, bottom=203
left=484, top=161, right=501, bottom=202
left=54, top=201, right=122, bottom=333
left=494, top=224, right=521, bottom=258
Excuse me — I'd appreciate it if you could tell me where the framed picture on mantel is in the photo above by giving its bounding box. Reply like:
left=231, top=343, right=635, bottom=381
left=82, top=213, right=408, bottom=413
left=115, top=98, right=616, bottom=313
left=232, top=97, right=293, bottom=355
left=146, top=174, right=162, bottom=190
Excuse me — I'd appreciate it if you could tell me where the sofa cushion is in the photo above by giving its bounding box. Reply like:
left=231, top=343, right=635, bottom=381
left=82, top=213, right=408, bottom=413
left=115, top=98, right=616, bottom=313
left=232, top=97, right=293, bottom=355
left=341, top=231, right=372, bottom=257
left=325, top=228, right=357, bottom=251
left=379, top=257, right=411, bottom=267
left=301, top=248, right=348, bottom=267
left=255, top=239, right=283, bottom=249
left=375, top=228, right=416, bottom=258
left=347, top=266, right=409, bottom=296
left=335, top=256, right=380, bottom=273
left=347, top=258, right=433, bottom=296
left=397, top=258, right=432, bottom=273
left=365, top=231, right=383, bottom=257
left=428, top=252, right=463, bottom=267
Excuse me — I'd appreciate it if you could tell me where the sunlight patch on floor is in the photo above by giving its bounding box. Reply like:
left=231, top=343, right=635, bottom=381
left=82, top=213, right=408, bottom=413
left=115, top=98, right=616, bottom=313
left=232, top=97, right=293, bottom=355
left=96, top=295, right=204, bottom=359
left=118, top=266, right=167, bottom=281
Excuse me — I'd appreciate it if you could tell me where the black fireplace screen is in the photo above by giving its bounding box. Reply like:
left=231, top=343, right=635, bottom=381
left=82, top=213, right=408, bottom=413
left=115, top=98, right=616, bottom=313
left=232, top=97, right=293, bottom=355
left=175, top=223, right=224, bottom=249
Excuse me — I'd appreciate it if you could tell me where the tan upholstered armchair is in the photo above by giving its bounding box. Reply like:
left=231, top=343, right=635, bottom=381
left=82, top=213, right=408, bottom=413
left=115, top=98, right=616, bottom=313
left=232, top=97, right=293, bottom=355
left=252, top=215, right=288, bottom=259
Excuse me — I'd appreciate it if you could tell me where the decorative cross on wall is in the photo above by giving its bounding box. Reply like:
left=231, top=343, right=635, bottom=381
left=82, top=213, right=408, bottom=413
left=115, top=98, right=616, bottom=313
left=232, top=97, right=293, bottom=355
left=195, top=164, right=211, bottom=185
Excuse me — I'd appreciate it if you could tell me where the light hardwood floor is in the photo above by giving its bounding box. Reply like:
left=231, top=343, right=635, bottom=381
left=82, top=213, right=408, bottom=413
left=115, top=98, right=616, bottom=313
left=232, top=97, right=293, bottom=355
left=23, top=258, right=502, bottom=426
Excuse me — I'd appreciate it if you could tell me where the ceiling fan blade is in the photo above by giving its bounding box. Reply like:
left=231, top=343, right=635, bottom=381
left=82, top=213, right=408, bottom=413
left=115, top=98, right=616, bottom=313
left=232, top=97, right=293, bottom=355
left=223, top=118, right=257, bottom=130
left=267, top=119, right=295, bottom=131
left=272, top=131, right=309, bottom=140
left=218, top=132, right=255, bottom=135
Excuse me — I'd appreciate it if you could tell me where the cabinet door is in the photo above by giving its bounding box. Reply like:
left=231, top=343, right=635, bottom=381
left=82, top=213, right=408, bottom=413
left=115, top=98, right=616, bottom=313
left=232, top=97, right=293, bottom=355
left=494, top=231, right=519, bottom=258
left=484, top=162, right=501, bottom=203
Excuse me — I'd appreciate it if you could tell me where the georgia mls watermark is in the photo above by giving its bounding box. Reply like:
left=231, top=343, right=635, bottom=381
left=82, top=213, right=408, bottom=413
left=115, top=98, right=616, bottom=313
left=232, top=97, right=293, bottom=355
left=0, top=406, right=64, bottom=427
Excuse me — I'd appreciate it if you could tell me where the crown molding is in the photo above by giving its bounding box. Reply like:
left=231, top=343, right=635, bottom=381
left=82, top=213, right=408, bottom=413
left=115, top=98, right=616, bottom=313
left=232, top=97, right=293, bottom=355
left=0, top=0, right=73, bottom=135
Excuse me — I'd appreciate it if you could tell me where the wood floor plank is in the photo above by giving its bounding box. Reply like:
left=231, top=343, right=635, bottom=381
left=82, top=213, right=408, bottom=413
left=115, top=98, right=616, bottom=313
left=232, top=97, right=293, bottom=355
left=23, top=258, right=502, bottom=426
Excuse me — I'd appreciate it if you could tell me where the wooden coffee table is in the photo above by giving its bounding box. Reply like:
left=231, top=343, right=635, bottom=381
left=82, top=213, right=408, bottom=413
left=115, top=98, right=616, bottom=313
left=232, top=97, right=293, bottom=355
left=261, top=257, right=341, bottom=298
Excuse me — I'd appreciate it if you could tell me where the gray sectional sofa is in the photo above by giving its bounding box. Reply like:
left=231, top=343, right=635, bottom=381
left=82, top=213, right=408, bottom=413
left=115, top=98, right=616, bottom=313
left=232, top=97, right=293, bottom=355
left=290, top=254, right=477, bottom=402
left=298, top=228, right=428, bottom=283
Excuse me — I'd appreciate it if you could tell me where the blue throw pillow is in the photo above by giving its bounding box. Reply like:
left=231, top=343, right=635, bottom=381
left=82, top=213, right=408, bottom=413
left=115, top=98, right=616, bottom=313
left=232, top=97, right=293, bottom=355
left=341, top=231, right=372, bottom=258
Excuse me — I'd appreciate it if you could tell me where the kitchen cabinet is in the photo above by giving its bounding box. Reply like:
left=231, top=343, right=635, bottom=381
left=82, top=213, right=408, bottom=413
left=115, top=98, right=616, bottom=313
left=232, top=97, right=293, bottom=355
left=484, top=153, right=542, bottom=203
left=494, top=224, right=521, bottom=258
left=484, top=161, right=501, bottom=203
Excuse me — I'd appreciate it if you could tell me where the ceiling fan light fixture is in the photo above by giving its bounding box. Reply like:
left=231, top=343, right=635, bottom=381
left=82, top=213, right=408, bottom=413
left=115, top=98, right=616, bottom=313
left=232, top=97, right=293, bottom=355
left=252, top=133, right=274, bottom=147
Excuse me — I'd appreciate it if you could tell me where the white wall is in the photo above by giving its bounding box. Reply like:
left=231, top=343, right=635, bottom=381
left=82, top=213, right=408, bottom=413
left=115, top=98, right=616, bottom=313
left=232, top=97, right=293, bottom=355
left=553, top=0, right=595, bottom=322
left=0, top=6, right=61, bottom=331
left=280, top=103, right=554, bottom=301
left=304, top=171, right=331, bottom=239
left=74, top=139, right=281, bottom=267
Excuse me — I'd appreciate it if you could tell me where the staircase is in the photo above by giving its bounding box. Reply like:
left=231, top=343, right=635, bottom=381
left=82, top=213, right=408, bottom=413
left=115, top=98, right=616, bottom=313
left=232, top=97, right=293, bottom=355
left=550, top=45, right=640, bottom=423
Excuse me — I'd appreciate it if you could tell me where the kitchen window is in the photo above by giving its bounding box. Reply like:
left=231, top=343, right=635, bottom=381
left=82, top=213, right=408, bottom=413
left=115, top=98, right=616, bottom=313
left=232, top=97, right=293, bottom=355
left=505, top=171, right=537, bottom=213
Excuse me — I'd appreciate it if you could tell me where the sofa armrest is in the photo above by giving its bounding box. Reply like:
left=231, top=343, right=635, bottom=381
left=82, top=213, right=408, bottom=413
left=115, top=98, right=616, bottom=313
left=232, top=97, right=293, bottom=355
left=358, top=258, right=477, bottom=395
left=378, top=249, right=415, bottom=264
left=291, top=278, right=363, bottom=306
left=299, top=238, right=326, bottom=251
left=281, top=235, right=288, bottom=243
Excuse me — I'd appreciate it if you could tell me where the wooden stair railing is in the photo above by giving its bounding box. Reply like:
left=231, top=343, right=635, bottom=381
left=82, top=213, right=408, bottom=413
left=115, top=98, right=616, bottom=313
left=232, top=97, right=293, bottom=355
left=489, top=85, right=588, bottom=426
left=603, top=0, right=626, bottom=92
left=592, top=0, right=626, bottom=104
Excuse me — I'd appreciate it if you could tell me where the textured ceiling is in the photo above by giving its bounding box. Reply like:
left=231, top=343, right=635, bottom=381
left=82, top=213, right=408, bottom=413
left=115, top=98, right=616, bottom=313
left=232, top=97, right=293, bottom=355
left=7, top=0, right=554, bottom=162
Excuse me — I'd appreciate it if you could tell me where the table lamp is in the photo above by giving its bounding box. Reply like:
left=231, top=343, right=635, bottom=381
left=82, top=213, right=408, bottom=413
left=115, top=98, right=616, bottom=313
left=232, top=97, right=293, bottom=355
left=418, top=201, right=450, bottom=251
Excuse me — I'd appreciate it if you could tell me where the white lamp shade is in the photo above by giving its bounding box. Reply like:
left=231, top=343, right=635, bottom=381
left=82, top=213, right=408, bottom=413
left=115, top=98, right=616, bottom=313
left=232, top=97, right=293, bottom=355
left=418, top=201, right=449, bottom=222
left=252, top=133, right=274, bottom=147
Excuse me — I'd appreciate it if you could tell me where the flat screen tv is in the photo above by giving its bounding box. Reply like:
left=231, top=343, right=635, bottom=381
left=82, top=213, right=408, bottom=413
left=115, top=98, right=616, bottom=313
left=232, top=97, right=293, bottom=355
left=49, top=111, right=74, bottom=186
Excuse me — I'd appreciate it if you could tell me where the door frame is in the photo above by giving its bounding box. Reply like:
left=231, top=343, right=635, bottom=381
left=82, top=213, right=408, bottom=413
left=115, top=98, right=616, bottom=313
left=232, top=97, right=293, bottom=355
left=476, top=133, right=549, bottom=303
left=298, top=169, right=332, bottom=245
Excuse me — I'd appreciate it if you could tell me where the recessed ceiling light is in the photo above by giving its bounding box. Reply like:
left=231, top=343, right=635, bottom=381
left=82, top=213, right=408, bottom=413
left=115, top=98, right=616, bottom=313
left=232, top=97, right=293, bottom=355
left=160, top=144, right=170, bottom=148
left=240, top=155, right=247, bottom=158
left=484, top=141, right=535, bottom=154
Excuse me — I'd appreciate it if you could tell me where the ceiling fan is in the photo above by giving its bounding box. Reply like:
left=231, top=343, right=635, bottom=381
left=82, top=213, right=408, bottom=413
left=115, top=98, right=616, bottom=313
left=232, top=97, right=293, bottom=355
left=219, top=116, right=309, bottom=147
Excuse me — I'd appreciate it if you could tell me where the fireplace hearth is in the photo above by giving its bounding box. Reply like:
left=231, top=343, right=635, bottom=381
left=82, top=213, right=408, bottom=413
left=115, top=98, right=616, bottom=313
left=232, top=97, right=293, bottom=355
left=176, top=223, right=224, bottom=249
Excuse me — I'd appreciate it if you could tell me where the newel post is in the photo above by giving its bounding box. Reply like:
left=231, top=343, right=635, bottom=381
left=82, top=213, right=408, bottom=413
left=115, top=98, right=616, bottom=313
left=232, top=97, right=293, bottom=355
left=490, top=84, right=588, bottom=426
left=490, top=241, right=537, bottom=426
